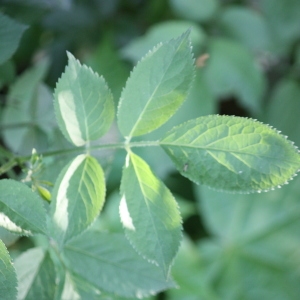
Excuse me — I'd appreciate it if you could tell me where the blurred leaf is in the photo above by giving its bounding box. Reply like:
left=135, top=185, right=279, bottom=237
left=203, top=38, right=266, bottom=115
left=48, top=154, right=105, bottom=246
left=264, top=79, right=300, bottom=148
left=63, top=231, right=175, bottom=298
left=169, top=0, right=219, bottom=22
left=84, top=35, right=130, bottom=102
left=120, top=152, right=182, bottom=277
left=160, top=115, right=300, bottom=193
left=0, top=12, right=28, bottom=65
left=121, top=21, right=206, bottom=62
left=54, top=52, right=114, bottom=147
left=218, top=6, right=271, bottom=53
left=14, top=248, right=56, bottom=300
left=91, top=191, right=123, bottom=233
left=0, top=60, right=15, bottom=89
left=1, top=59, right=52, bottom=155
left=118, top=30, right=195, bottom=139
left=194, top=174, right=300, bottom=300
left=0, top=239, right=17, bottom=300
left=261, top=0, right=300, bottom=55
left=166, top=236, right=218, bottom=300
left=0, top=179, right=47, bottom=235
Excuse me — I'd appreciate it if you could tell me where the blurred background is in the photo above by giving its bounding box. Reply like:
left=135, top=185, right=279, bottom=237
left=0, top=0, right=300, bottom=299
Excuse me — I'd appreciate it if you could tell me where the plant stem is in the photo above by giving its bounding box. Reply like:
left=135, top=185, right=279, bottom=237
left=0, top=140, right=161, bottom=175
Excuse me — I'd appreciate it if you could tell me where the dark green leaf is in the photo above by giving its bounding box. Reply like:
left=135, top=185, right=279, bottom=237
left=194, top=174, right=300, bottom=299
left=0, top=12, right=28, bottom=65
left=203, top=38, right=266, bottom=114
left=170, top=0, right=219, bottom=22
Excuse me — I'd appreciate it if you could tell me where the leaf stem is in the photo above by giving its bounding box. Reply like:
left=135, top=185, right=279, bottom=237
left=0, top=140, right=161, bottom=175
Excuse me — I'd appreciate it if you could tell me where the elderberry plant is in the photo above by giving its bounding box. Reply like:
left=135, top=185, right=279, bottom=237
left=0, top=30, right=300, bottom=300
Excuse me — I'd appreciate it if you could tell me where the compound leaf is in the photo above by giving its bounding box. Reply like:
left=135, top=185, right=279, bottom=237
left=63, top=231, right=175, bottom=298
left=160, top=115, right=300, bottom=193
left=14, top=248, right=56, bottom=300
left=0, top=12, right=28, bottom=65
left=117, top=30, right=194, bottom=139
left=0, top=239, right=17, bottom=300
left=48, top=154, right=105, bottom=246
left=120, top=152, right=182, bottom=277
left=54, top=52, right=114, bottom=146
left=0, top=179, right=47, bottom=235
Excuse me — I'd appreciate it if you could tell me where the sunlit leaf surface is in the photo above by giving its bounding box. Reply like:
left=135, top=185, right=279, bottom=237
left=161, top=115, right=300, bottom=192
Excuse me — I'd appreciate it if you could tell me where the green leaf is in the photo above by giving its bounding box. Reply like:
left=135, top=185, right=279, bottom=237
left=63, top=231, right=175, bottom=298
left=0, top=12, right=28, bottom=65
left=0, top=239, right=17, bottom=300
left=121, top=21, right=206, bottom=62
left=1, top=59, right=52, bottom=155
left=170, top=0, right=219, bottom=22
left=160, top=115, right=300, bottom=193
left=54, top=52, right=114, bottom=147
left=261, top=0, right=300, bottom=55
left=194, top=174, right=300, bottom=299
left=48, top=154, right=105, bottom=246
left=265, top=79, right=300, bottom=148
left=218, top=6, right=271, bottom=52
left=14, top=248, right=56, bottom=300
left=117, top=30, right=195, bottom=139
left=85, top=34, right=130, bottom=102
left=0, top=179, right=47, bottom=235
left=120, top=152, right=182, bottom=277
left=166, top=236, right=217, bottom=300
left=203, top=38, right=265, bottom=115
left=0, top=60, right=15, bottom=89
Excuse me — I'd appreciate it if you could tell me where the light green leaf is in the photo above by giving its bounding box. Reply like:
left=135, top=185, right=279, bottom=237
left=14, top=248, right=56, bottom=300
left=118, top=30, right=195, bottom=139
left=265, top=79, right=300, bottom=148
left=121, top=21, right=206, bottom=62
left=0, top=179, right=47, bottom=235
left=203, top=38, right=265, bottom=115
left=63, top=231, right=175, bottom=298
left=170, top=0, right=219, bottom=22
left=218, top=6, right=271, bottom=52
left=0, top=239, right=17, bottom=300
left=120, top=152, right=182, bottom=277
left=194, top=174, right=300, bottom=299
left=48, top=154, right=105, bottom=246
left=54, top=52, right=114, bottom=147
left=160, top=115, right=300, bottom=193
left=0, top=12, right=28, bottom=65
left=1, top=59, right=52, bottom=155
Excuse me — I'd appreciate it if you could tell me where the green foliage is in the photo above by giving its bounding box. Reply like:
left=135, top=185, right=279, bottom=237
left=161, top=115, right=300, bottom=192
left=0, top=239, right=17, bottom=300
left=0, top=1, right=300, bottom=299
left=0, top=12, right=27, bottom=65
